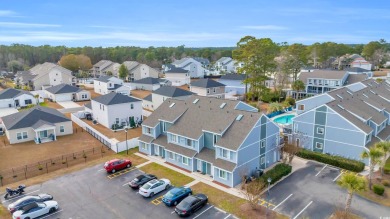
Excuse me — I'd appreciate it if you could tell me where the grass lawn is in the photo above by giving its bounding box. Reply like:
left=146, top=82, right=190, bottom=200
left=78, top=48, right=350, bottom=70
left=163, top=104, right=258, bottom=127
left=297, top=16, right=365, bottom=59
left=139, top=163, right=194, bottom=187
left=191, top=182, right=287, bottom=219
left=329, top=210, right=362, bottom=219
left=117, top=147, right=148, bottom=166
left=0, top=204, right=11, bottom=219
left=39, top=102, right=48, bottom=107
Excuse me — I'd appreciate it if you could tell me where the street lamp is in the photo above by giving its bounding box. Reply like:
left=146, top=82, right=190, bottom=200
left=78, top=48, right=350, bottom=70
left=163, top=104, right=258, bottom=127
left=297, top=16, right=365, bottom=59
left=266, top=177, right=271, bottom=216
left=125, top=127, right=129, bottom=155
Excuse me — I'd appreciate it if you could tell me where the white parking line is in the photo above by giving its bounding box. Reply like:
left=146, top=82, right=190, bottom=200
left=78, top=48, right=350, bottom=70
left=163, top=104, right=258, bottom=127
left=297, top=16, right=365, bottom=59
left=272, top=193, right=293, bottom=210
left=122, top=182, right=129, bottom=186
left=192, top=205, right=213, bottom=219
left=214, top=206, right=227, bottom=214
left=1, top=189, right=40, bottom=203
left=333, top=172, right=343, bottom=182
left=171, top=211, right=175, bottom=214
left=223, top=214, right=231, bottom=219
left=315, top=164, right=327, bottom=176
left=98, top=169, right=105, bottom=172
left=292, top=201, right=313, bottom=219
left=39, top=209, right=63, bottom=219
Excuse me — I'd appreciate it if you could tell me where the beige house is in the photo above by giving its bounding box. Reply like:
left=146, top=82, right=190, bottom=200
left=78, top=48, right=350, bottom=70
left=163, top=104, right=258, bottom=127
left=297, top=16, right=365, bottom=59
left=2, top=106, right=73, bottom=144
left=123, top=61, right=159, bottom=81
left=15, top=62, right=75, bottom=91
left=190, top=79, right=225, bottom=98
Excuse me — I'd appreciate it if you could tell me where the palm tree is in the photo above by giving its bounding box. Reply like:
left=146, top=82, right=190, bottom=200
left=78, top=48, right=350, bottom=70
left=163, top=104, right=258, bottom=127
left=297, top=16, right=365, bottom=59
left=267, top=102, right=283, bottom=114
left=291, top=80, right=305, bottom=99
left=376, top=141, right=390, bottom=176
left=337, top=173, right=366, bottom=214
left=361, top=147, right=384, bottom=189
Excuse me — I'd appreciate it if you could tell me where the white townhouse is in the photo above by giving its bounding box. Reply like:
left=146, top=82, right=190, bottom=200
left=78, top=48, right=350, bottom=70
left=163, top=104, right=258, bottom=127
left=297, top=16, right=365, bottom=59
left=215, top=57, right=242, bottom=73
left=45, top=83, right=91, bottom=102
left=190, top=79, right=226, bottom=99
left=164, top=67, right=190, bottom=86
left=0, top=88, right=38, bottom=109
left=93, top=76, right=131, bottom=95
left=171, top=58, right=208, bottom=78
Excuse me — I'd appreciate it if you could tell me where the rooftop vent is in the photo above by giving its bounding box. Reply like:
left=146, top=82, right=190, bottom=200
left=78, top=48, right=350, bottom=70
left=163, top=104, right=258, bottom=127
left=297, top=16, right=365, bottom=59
left=236, top=114, right=244, bottom=121
left=193, top=99, right=199, bottom=104
left=169, top=103, right=175, bottom=108
left=220, top=103, right=226, bottom=109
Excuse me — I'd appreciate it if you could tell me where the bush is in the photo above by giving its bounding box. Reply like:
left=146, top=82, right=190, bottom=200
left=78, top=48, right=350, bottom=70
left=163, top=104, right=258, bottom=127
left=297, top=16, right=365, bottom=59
left=382, top=180, right=390, bottom=187
left=385, top=161, right=390, bottom=174
left=373, top=184, right=385, bottom=196
left=259, top=163, right=292, bottom=185
left=297, top=149, right=365, bottom=172
left=260, top=91, right=280, bottom=103
left=284, top=97, right=295, bottom=106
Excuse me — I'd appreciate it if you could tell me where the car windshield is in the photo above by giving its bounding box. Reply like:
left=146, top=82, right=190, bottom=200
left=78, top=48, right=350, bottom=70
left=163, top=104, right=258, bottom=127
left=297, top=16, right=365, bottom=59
left=178, top=200, right=191, bottom=208
left=142, top=183, right=152, bottom=189
left=164, top=191, right=174, bottom=199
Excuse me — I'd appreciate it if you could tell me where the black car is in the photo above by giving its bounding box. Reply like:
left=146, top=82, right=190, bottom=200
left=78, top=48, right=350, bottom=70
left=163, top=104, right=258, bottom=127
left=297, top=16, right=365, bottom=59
left=7, top=193, right=53, bottom=213
left=175, top=194, right=208, bottom=217
left=128, top=174, right=157, bottom=189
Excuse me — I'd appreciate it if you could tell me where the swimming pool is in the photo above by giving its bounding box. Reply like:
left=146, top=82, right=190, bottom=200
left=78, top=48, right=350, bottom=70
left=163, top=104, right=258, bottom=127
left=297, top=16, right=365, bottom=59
left=273, top=114, right=295, bottom=125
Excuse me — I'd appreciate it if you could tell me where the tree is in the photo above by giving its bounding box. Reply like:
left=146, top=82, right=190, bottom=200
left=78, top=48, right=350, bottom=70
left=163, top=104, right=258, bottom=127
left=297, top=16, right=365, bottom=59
left=361, top=147, right=384, bottom=189
left=281, top=141, right=301, bottom=164
left=242, top=179, right=265, bottom=210
left=267, top=102, right=283, bottom=114
left=7, top=60, right=24, bottom=73
left=337, top=173, right=366, bottom=214
left=362, top=41, right=382, bottom=60
left=376, top=141, right=390, bottom=176
left=118, top=64, right=128, bottom=80
left=233, top=37, right=279, bottom=101
left=58, top=54, right=92, bottom=72
left=291, top=80, right=305, bottom=99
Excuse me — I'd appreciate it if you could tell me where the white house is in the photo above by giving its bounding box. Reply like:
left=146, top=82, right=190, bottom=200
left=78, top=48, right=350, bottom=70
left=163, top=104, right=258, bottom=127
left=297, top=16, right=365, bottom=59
left=86, top=92, right=142, bottom=129
left=2, top=106, right=73, bottom=144
left=215, top=57, right=236, bottom=73
left=129, top=77, right=161, bottom=91
left=45, top=84, right=90, bottom=102
left=218, top=74, right=247, bottom=95
left=123, top=61, right=160, bottom=82
left=164, top=67, right=190, bottom=86
left=143, top=86, right=193, bottom=111
left=190, top=79, right=225, bottom=98
left=0, top=88, right=38, bottom=109
left=94, top=76, right=131, bottom=95
left=350, top=57, right=372, bottom=71
left=171, top=58, right=208, bottom=78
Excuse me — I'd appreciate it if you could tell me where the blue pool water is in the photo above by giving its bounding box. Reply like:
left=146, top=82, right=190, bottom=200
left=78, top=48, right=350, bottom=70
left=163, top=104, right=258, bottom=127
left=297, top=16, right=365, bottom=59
left=273, top=114, right=295, bottom=125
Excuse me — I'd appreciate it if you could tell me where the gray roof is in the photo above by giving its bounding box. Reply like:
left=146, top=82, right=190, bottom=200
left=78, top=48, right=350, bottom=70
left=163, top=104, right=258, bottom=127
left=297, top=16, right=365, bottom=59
left=84, top=102, right=92, bottom=109
left=298, top=70, right=347, bottom=82
left=45, top=84, right=82, bottom=94
left=219, top=74, right=246, bottom=81
left=195, top=148, right=236, bottom=171
left=377, top=126, right=390, bottom=141
left=190, top=79, right=225, bottom=88
left=344, top=74, right=368, bottom=85
left=93, top=60, right=113, bottom=68
left=216, top=57, right=232, bottom=65
left=94, top=75, right=113, bottom=83
left=138, top=134, right=154, bottom=144
left=345, top=67, right=372, bottom=73
left=132, top=77, right=160, bottom=85
left=193, top=57, right=210, bottom=65
left=153, top=135, right=197, bottom=157
left=0, top=88, right=33, bottom=100
left=2, top=106, right=70, bottom=130
left=92, top=92, right=141, bottom=105
left=153, top=86, right=193, bottom=98
left=107, top=84, right=123, bottom=90
left=143, top=94, right=153, bottom=102
left=165, top=67, right=188, bottom=74
left=31, top=120, right=55, bottom=129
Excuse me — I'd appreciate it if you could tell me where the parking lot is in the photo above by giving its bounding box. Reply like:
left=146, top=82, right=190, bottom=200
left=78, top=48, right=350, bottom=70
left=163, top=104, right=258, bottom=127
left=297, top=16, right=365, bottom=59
left=260, top=161, right=389, bottom=219
left=1, top=163, right=236, bottom=219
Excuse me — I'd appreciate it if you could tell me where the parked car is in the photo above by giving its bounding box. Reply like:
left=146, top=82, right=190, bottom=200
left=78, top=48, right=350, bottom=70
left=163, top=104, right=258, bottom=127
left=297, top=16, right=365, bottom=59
left=162, top=187, right=192, bottom=206
left=104, top=159, right=132, bottom=173
left=128, top=174, right=157, bottom=189
left=12, top=201, right=58, bottom=219
left=139, top=179, right=171, bottom=198
left=8, top=194, right=53, bottom=213
left=175, top=194, right=208, bottom=217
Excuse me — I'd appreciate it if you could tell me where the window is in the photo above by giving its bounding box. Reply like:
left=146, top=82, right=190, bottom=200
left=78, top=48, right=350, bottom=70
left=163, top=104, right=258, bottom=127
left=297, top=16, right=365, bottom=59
left=115, top=118, right=119, bottom=124
left=162, top=122, right=166, bottom=132
left=24, top=99, right=32, bottom=105
left=294, top=124, right=298, bottom=133
left=146, top=127, right=151, bottom=134
left=315, top=142, right=323, bottom=149
left=298, top=104, right=305, bottom=110
left=260, top=140, right=265, bottom=148
left=22, top=132, right=28, bottom=139
left=17, top=132, right=22, bottom=140
left=221, top=148, right=229, bottom=159
left=131, top=103, right=134, bottom=109
left=261, top=156, right=265, bottom=164
left=317, top=127, right=324, bottom=135
left=186, top=139, right=192, bottom=147
left=141, top=142, right=147, bottom=150
left=171, top=134, right=177, bottom=142
left=219, top=169, right=227, bottom=180
left=213, top=135, right=218, bottom=144
left=207, top=88, right=210, bottom=94
left=60, top=126, right=65, bottom=133
left=168, top=152, right=174, bottom=160
left=182, top=157, right=189, bottom=165
left=213, top=88, right=216, bottom=93
left=100, top=104, right=102, bottom=110
left=102, top=105, right=105, bottom=111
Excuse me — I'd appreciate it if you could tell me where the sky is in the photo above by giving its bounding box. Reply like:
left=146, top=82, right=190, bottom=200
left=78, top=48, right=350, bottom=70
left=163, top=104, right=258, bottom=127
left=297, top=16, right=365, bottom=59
left=0, top=0, right=389, bottom=47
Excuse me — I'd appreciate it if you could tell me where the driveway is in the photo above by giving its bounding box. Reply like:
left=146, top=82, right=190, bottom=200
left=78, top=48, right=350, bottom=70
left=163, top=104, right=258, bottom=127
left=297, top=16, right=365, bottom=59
left=1, top=164, right=236, bottom=219
left=261, top=161, right=389, bottom=219
left=0, top=108, right=18, bottom=117
left=57, top=101, right=81, bottom=109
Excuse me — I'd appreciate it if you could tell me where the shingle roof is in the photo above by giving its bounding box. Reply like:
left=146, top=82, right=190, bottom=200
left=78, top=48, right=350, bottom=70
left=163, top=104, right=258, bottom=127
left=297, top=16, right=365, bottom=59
left=84, top=102, right=92, bottom=109
left=2, top=106, right=70, bottom=130
left=195, top=148, right=236, bottom=171
left=132, top=77, right=160, bottom=85
left=143, top=94, right=153, bottom=102
left=94, top=75, right=113, bottom=83
left=216, top=57, right=232, bottom=65
left=0, top=88, right=33, bottom=100
left=93, top=92, right=141, bottom=105
left=346, top=67, right=372, bottom=73
left=153, top=86, right=193, bottom=98
left=107, top=84, right=123, bottom=90
left=165, top=67, right=188, bottom=74
left=190, top=79, right=225, bottom=88
left=344, top=74, right=368, bottom=85
left=45, top=84, right=82, bottom=94
left=298, top=70, right=347, bottom=82
left=153, top=135, right=197, bottom=158
left=219, top=74, right=246, bottom=81
left=138, top=134, right=154, bottom=143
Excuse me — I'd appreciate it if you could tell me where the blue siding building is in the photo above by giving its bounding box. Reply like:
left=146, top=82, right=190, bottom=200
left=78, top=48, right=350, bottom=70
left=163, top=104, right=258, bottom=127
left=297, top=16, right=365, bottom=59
left=138, top=95, right=280, bottom=187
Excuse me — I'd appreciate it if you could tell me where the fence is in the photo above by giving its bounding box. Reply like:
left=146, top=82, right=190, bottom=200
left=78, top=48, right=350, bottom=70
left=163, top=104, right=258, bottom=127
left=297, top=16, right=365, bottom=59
left=0, top=146, right=109, bottom=187
left=115, top=138, right=139, bottom=153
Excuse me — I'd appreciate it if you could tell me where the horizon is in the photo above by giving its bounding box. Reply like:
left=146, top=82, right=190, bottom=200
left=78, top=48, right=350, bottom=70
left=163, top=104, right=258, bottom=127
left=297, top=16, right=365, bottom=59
left=1, top=0, right=389, bottom=47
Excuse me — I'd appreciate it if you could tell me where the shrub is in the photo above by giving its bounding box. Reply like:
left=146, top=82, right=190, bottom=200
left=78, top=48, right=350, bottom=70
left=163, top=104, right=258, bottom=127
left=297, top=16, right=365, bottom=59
left=284, top=97, right=295, bottom=106
left=260, top=91, right=280, bottom=103
left=373, top=184, right=385, bottom=196
left=259, top=163, right=292, bottom=185
left=385, top=162, right=390, bottom=174
left=382, top=180, right=390, bottom=187
left=297, top=149, right=365, bottom=172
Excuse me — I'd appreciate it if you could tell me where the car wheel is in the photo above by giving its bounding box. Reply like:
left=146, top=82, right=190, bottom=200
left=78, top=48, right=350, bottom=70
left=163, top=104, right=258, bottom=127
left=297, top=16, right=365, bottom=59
left=174, top=201, right=178, bottom=206
left=4, top=194, right=8, bottom=199
left=111, top=169, right=116, bottom=173
left=150, top=192, right=155, bottom=198
left=189, top=192, right=192, bottom=196
left=165, top=185, right=169, bottom=190
left=49, top=207, right=56, bottom=213
left=126, top=164, right=130, bottom=168
left=25, top=217, right=30, bottom=219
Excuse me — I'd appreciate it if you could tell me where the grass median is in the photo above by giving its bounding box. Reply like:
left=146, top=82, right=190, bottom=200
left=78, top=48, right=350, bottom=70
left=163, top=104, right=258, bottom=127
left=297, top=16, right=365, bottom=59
left=191, top=182, right=287, bottom=219
left=139, top=162, right=194, bottom=187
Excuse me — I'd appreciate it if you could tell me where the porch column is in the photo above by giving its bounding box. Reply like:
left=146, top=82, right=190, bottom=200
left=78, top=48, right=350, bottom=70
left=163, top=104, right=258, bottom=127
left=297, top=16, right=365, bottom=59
left=53, top=127, right=57, bottom=140
left=35, top=130, right=39, bottom=141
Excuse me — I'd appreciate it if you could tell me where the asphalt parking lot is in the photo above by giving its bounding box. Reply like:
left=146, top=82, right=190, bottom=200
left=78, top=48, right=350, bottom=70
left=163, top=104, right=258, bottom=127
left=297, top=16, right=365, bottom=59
left=1, top=164, right=237, bottom=219
left=260, top=161, right=390, bottom=219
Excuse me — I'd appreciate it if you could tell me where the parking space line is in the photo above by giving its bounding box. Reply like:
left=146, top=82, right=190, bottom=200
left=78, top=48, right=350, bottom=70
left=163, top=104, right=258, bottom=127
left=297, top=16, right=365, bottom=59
left=214, top=206, right=227, bottom=214
left=107, top=167, right=136, bottom=179
left=315, top=164, right=327, bottom=176
left=257, top=198, right=275, bottom=208
left=171, top=210, right=175, bottom=214
left=333, top=172, right=343, bottom=181
left=98, top=169, right=105, bottom=172
left=39, top=209, right=63, bottom=219
left=272, top=193, right=293, bottom=210
left=292, top=201, right=313, bottom=219
left=223, top=214, right=231, bottom=219
left=192, top=205, right=213, bottom=219
left=151, top=195, right=164, bottom=205
left=1, top=189, right=40, bottom=203
left=122, top=182, right=129, bottom=187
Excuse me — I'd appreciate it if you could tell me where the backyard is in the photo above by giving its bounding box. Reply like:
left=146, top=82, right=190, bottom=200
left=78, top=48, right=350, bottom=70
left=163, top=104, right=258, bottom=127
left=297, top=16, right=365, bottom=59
left=131, top=89, right=151, bottom=99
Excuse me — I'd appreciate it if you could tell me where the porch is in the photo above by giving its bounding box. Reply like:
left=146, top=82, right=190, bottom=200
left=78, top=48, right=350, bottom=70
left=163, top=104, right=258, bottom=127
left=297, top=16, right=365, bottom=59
left=33, top=125, right=56, bottom=144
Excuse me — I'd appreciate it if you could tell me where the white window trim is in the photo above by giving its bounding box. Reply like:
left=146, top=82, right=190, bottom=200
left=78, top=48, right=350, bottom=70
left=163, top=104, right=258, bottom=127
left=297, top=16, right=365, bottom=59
left=315, top=142, right=323, bottom=149
left=261, top=156, right=265, bottom=165
left=260, top=140, right=265, bottom=148
left=141, top=142, right=147, bottom=150
left=219, top=169, right=227, bottom=180
left=298, top=104, right=305, bottom=111
left=182, top=157, right=189, bottom=165
left=60, top=125, right=65, bottom=133
left=168, top=151, right=174, bottom=160
left=207, top=88, right=210, bottom=94
left=317, top=127, right=324, bottom=134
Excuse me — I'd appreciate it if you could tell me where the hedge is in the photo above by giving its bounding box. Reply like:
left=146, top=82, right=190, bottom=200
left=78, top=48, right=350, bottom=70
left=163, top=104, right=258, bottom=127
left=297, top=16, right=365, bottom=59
left=373, top=184, right=385, bottom=196
left=260, top=163, right=292, bottom=185
left=297, top=149, right=365, bottom=172
left=385, top=157, right=390, bottom=174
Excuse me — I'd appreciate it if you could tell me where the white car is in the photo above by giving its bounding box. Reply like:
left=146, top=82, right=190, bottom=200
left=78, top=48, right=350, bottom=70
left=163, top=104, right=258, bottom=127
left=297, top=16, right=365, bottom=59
left=12, top=201, right=58, bottom=219
left=139, top=179, right=171, bottom=197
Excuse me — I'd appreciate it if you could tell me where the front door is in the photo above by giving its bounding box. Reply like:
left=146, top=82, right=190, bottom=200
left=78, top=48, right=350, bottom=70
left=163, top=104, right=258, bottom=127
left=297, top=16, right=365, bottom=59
left=202, top=161, right=207, bottom=174
left=15, top=99, right=19, bottom=107
left=154, top=145, right=159, bottom=156
left=159, top=147, right=165, bottom=158
left=39, top=130, right=48, bottom=138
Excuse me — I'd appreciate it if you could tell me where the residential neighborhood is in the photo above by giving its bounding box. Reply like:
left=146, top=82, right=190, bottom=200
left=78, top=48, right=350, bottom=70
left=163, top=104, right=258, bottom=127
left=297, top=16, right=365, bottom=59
left=1, top=1, right=390, bottom=219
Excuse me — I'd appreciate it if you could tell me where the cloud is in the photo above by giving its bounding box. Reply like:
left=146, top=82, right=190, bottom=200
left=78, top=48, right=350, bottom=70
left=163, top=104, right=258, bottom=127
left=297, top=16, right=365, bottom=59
left=240, top=25, right=288, bottom=30
left=0, top=22, right=60, bottom=28
left=0, top=10, right=16, bottom=17
left=88, top=25, right=129, bottom=30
